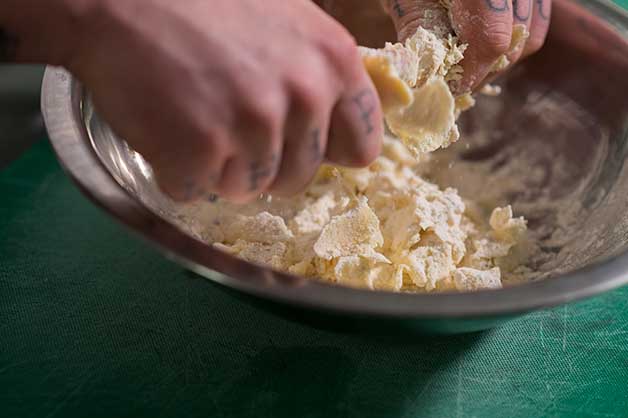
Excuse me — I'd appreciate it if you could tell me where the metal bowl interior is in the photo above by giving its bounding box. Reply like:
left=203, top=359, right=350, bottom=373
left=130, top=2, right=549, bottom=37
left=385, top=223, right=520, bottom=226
left=41, top=0, right=628, bottom=333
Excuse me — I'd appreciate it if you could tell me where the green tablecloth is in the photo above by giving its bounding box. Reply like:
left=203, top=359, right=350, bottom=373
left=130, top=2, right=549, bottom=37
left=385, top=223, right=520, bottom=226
left=2, top=142, right=628, bottom=418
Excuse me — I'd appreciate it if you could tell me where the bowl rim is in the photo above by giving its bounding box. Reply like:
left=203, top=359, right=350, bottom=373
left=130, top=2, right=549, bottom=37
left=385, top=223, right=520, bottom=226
left=41, top=0, right=628, bottom=319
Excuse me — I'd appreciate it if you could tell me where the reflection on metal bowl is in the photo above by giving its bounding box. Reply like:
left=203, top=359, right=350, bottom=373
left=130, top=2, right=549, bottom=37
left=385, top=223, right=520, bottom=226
left=41, top=0, right=628, bottom=334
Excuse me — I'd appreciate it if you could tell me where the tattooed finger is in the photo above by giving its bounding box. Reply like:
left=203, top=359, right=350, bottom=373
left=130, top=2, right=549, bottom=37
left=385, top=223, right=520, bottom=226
left=535, top=0, right=551, bottom=21
left=215, top=151, right=281, bottom=203
left=522, top=0, right=551, bottom=58
left=382, top=0, right=451, bottom=41
left=513, top=0, right=532, bottom=23
left=506, top=0, right=533, bottom=64
left=352, top=89, right=378, bottom=136
left=248, top=153, right=280, bottom=192
left=327, top=84, right=383, bottom=167
left=485, top=0, right=510, bottom=12
left=448, top=0, right=514, bottom=92
left=270, top=126, right=328, bottom=196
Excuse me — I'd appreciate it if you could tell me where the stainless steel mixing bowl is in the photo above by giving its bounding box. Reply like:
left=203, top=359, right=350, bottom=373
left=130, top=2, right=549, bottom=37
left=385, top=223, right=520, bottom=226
left=41, top=0, right=628, bottom=334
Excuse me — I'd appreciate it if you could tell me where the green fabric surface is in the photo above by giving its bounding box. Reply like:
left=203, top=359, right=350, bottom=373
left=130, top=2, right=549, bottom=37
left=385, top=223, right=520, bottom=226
left=2, top=140, right=628, bottom=418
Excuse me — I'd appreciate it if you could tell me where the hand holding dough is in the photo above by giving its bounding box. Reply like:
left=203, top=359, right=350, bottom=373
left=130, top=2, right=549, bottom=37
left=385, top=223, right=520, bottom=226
left=380, top=0, right=552, bottom=93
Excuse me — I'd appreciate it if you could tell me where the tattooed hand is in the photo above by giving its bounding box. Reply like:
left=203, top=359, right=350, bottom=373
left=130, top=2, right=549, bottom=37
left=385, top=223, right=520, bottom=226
left=87, top=0, right=387, bottom=202
left=381, top=0, right=552, bottom=93
left=2, top=0, right=383, bottom=203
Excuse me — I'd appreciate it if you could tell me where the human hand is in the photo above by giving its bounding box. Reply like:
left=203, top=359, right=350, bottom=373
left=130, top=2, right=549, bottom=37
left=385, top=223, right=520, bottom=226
left=62, top=0, right=383, bottom=203
left=381, top=0, right=552, bottom=93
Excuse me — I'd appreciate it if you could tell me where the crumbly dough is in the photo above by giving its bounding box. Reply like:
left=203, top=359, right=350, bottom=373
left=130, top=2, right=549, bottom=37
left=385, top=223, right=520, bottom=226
left=360, top=28, right=467, bottom=156
left=174, top=27, right=529, bottom=293
left=177, top=135, right=527, bottom=293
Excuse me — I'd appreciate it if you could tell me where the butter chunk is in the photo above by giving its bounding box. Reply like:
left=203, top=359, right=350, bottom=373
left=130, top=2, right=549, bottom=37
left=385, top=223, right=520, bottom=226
left=361, top=53, right=414, bottom=113
left=313, top=197, right=383, bottom=260
left=453, top=267, right=502, bottom=291
left=401, top=242, right=456, bottom=291
left=386, top=77, right=458, bottom=155
left=224, top=212, right=293, bottom=244
left=290, top=193, right=337, bottom=235
left=490, top=205, right=527, bottom=244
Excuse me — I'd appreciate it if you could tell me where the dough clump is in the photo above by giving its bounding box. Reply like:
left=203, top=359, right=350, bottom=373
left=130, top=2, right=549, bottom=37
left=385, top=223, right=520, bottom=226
left=360, top=27, right=468, bottom=156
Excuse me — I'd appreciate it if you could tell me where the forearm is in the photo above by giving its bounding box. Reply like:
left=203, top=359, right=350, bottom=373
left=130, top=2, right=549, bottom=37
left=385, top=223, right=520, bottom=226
left=0, top=0, right=95, bottom=65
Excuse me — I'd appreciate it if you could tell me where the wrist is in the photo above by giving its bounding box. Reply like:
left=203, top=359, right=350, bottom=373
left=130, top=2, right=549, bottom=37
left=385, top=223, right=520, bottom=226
left=0, top=0, right=100, bottom=65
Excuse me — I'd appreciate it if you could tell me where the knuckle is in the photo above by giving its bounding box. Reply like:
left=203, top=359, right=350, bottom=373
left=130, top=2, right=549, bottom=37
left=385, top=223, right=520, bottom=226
left=486, top=32, right=513, bottom=57
left=291, top=77, right=328, bottom=114
left=322, top=31, right=362, bottom=75
left=147, top=135, right=226, bottom=202
left=332, top=32, right=360, bottom=61
left=243, top=92, right=284, bottom=139
left=189, top=127, right=229, bottom=161
left=473, top=23, right=513, bottom=57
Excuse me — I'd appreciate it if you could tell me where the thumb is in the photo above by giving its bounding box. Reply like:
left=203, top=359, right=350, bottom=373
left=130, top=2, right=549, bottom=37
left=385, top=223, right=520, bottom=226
left=381, top=0, right=452, bottom=41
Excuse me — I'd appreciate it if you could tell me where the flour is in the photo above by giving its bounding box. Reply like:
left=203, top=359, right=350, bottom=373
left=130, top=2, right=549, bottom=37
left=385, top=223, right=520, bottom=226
left=423, top=87, right=611, bottom=284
